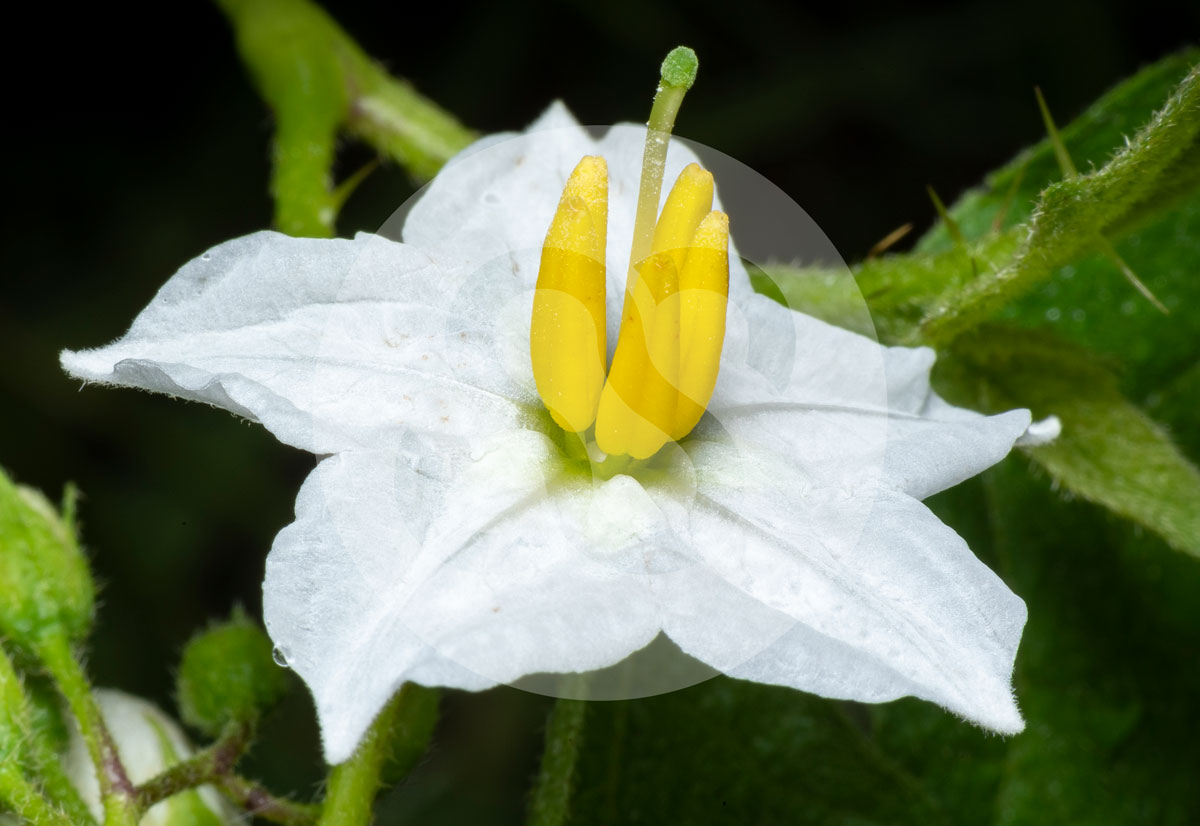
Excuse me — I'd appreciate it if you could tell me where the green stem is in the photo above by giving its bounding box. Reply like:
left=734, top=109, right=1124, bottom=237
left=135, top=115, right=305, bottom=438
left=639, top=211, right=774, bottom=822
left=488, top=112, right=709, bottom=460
left=28, top=735, right=98, bottom=825
left=135, top=720, right=250, bottom=809
left=135, top=720, right=317, bottom=824
left=0, top=763, right=75, bottom=826
left=272, top=114, right=340, bottom=238
left=347, top=72, right=477, bottom=180
left=37, top=635, right=138, bottom=826
left=217, top=0, right=475, bottom=236
left=527, top=699, right=588, bottom=826
left=219, top=775, right=321, bottom=826
left=1, top=642, right=95, bottom=824
left=317, top=684, right=421, bottom=826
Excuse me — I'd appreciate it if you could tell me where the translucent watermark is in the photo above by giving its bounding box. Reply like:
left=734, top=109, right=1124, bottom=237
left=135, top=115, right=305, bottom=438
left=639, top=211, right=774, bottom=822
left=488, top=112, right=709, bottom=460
left=295, top=123, right=887, bottom=702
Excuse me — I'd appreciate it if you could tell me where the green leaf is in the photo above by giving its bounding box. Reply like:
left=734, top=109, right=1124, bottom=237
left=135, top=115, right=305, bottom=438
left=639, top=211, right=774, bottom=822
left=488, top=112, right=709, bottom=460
left=999, top=190, right=1200, bottom=401
left=922, top=49, right=1200, bottom=249
left=981, top=460, right=1200, bottom=824
left=918, top=55, right=1200, bottom=343
left=935, top=324, right=1200, bottom=558
left=1147, top=359, right=1200, bottom=463
left=762, top=230, right=1022, bottom=343
left=566, top=678, right=942, bottom=826
left=869, top=700, right=1007, bottom=824
left=874, top=452, right=1200, bottom=824
left=764, top=50, right=1200, bottom=350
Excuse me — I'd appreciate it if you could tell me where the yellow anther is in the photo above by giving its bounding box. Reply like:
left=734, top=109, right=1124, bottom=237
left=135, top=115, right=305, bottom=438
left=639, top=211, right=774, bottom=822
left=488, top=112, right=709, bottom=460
left=593, top=166, right=730, bottom=459
left=672, top=210, right=729, bottom=439
left=531, top=157, right=729, bottom=459
left=651, top=163, right=713, bottom=271
left=530, top=157, right=608, bottom=432
left=595, top=254, right=681, bottom=459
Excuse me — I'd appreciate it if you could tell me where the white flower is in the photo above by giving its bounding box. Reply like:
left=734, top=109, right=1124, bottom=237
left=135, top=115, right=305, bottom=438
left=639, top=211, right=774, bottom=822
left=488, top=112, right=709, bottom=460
left=63, top=689, right=240, bottom=825
left=61, top=103, right=1056, bottom=764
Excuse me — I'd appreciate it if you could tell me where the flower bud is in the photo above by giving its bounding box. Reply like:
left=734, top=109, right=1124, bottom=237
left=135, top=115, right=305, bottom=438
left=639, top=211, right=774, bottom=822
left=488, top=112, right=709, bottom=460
left=177, top=612, right=289, bottom=737
left=64, top=689, right=239, bottom=826
left=0, top=470, right=94, bottom=655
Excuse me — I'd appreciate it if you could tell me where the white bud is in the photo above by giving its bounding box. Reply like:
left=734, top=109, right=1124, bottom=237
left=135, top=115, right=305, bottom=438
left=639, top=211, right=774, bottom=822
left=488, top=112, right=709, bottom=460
left=64, top=689, right=242, bottom=825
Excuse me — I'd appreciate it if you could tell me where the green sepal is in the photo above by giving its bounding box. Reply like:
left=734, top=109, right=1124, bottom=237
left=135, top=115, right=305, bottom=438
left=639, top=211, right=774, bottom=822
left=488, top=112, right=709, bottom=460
left=176, top=609, right=290, bottom=737
left=0, top=470, right=94, bottom=657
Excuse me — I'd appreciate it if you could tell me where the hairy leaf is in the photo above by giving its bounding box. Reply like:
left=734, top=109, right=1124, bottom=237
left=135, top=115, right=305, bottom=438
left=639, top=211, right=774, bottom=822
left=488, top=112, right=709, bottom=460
left=766, top=50, right=1200, bottom=347
left=935, top=324, right=1200, bottom=557
left=567, top=678, right=943, bottom=826
left=919, top=55, right=1200, bottom=342
left=984, top=459, right=1200, bottom=824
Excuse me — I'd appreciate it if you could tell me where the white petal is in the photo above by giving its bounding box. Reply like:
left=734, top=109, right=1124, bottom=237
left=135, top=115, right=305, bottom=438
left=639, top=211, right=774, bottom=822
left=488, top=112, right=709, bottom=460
left=263, top=432, right=666, bottom=764
left=61, top=231, right=537, bottom=454
left=666, top=441, right=1026, bottom=733
left=708, top=292, right=1034, bottom=498
left=400, top=102, right=752, bottom=353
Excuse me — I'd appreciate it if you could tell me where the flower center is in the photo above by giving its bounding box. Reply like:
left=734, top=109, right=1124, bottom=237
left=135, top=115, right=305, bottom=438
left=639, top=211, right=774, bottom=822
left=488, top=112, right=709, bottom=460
left=530, top=158, right=730, bottom=459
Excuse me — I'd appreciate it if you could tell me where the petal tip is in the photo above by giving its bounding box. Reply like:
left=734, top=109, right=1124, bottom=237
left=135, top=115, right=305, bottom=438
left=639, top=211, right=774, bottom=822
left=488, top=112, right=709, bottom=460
left=59, top=347, right=109, bottom=382
left=1016, top=414, right=1062, bottom=447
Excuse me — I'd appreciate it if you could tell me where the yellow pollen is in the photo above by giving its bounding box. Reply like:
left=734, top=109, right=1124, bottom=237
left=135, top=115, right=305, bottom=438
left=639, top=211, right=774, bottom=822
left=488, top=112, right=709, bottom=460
left=531, top=160, right=730, bottom=459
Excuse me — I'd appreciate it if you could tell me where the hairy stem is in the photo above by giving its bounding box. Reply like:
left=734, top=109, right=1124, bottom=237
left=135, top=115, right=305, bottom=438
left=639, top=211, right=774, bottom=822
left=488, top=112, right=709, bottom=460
left=219, top=774, right=321, bottom=826
left=527, top=699, right=588, bottom=826
left=37, top=635, right=137, bottom=826
left=28, top=735, right=98, bottom=825
left=317, top=684, right=428, bottom=826
left=134, top=720, right=250, bottom=808
left=0, top=762, right=75, bottom=826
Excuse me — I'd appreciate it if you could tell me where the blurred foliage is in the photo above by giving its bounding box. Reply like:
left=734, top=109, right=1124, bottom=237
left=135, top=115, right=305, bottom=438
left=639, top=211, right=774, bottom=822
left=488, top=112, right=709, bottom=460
left=569, top=681, right=943, bottom=825
left=938, top=326, right=1200, bottom=557
left=920, top=59, right=1199, bottom=342
left=3, top=0, right=1200, bottom=824
left=0, top=472, right=94, bottom=657
left=771, top=50, right=1200, bottom=346
left=771, top=51, right=1200, bottom=558
left=217, top=0, right=476, bottom=237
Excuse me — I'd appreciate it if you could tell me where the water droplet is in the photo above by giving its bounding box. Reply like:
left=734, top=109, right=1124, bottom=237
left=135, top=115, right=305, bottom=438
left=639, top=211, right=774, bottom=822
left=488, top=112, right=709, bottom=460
left=200, top=253, right=212, bottom=261
left=272, top=646, right=290, bottom=668
left=1045, top=307, right=1061, bottom=321
left=1071, top=309, right=1086, bottom=322
left=1121, top=300, right=1137, bottom=315
left=1060, top=265, right=1075, bottom=279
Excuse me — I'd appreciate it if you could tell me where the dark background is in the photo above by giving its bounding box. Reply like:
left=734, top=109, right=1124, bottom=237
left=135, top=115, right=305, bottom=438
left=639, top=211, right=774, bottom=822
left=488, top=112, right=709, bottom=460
left=3, top=1, right=1197, bottom=820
